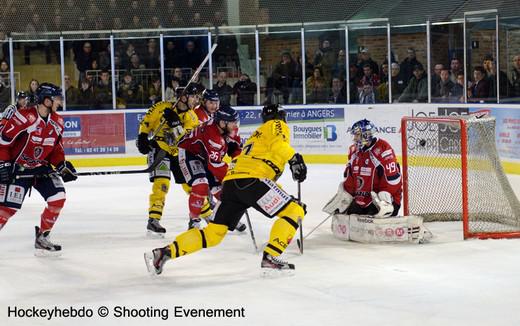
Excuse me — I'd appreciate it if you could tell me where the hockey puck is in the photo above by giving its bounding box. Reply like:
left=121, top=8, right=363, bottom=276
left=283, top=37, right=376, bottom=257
left=419, top=139, right=426, bottom=147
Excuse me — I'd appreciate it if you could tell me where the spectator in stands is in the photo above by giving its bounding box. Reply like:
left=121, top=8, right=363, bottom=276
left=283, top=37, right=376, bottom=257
left=359, top=64, right=380, bottom=89
left=431, top=63, right=444, bottom=96
left=0, top=60, right=8, bottom=73
left=449, top=58, right=463, bottom=84
left=181, top=40, right=203, bottom=70
left=165, top=77, right=180, bottom=102
left=233, top=73, right=257, bottom=105
left=98, top=44, right=112, bottom=71
left=118, top=72, right=142, bottom=108
left=511, top=55, right=520, bottom=99
left=130, top=15, right=142, bottom=30
left=313, top=39, right=336, bottom=83
left=213, top=71, right=233, bottom=105
left=398, top=63, right=428, bottom=103
left=433, top=68, right=454, bottom=103
left=128, top=53, right=145, bottom=70
left=332, top=50, right=346, bottom=79
left=126, top=1, right=140, bottom=23
left=400, top=48, right=421, bottom=87
left=164, top=41, right=183, bottom=69
left=468, top=66, right=490, bottom=103
left=267, top=51, right=298, bottom=104
left=451, top=72, right=465, bottom=103
left=148, top=76, right=162, bottom=105
left=63, top=0, right=80, bottom=30
left=150, top=16, right=161, bottom=30
left=78, top=78, right=95, bottom=109
left=144, top=39, right=160, bottom=69
left=328, top=77, right=346, bottom=104
left=27, top=79, right=39, bottom=101
left=75, top=41, right=96, bottom=85
left=380, top=62, right=389, bottom=83
left=356, top=48, right=379, bottom=78
left=172, top=67, right=187, bottom=87
left=191, top=12, right=202, bottom=27
left=94, top=70, right=112, bottom=109
left=484, top=56, right=511, bottom=99
left=359, top=81, right=376, bottom=104
left=306, top=67, right=328, bottom=103
left=63, top=75, right=79, bottom=107
left=377, top=62, right=406, bottom=103
left=0, top=75, right=10, bottom=109
left=349, top=64, right=360, bottom=90
left=169, top=14, right=185, bottom=28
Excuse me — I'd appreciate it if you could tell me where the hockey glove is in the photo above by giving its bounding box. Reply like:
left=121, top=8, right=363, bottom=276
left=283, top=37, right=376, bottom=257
left=163, top=108, right=181, bottom=128
left=322, top=182, right=353, bottom=214
left=371, top=191, right=394, bottom=218
left=0, top=161, right=14, bottom=184
left=289, top=153, right=307, bottom=183
left=56, top=161, right=78, bottom=183
left=136, top=133, right=152, bottom=154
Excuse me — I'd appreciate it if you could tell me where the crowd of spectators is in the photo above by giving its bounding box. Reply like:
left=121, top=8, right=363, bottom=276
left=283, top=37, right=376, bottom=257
left=264, top=35, right=520, bottom=104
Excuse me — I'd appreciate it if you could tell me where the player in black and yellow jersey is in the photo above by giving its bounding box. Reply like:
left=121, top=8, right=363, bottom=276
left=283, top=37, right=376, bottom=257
left=136, top=86, right=201, bottom=237
left=145, top=104, right=308, bottom=274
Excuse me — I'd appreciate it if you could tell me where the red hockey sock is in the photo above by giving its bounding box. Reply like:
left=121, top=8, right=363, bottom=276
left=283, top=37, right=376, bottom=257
left=189, top=182, right=209, bottom=219
left=0, top=207, right=17, bottom=231
left=40, top=198, right=66, bottom=232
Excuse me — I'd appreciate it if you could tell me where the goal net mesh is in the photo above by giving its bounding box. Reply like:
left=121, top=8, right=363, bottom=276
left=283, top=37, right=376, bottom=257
left=403, top=114, right=520, bottom=235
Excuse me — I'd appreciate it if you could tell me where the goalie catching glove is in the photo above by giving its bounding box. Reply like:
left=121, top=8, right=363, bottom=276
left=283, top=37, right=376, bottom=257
left=370, top=191, right=394, bottom=218
left=323, top=182, right=353, bottom=214
left=56, top=161, right=78, bottom=182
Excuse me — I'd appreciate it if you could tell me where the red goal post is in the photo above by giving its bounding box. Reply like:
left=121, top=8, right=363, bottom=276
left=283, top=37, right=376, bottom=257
left=401, top=113, right=520, bottom=240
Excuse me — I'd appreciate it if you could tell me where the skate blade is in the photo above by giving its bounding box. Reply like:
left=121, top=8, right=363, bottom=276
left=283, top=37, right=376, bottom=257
left=34, top=249, right=62, bottom=258
left=146, top=230, right=165, bottom=239
left=144, top=252, right=160, bottom=276
left=260, top=268, right=295, bottom=278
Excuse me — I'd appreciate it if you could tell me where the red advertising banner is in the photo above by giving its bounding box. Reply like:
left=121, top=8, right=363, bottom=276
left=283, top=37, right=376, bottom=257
left=62, top=113, right=126, bottom=155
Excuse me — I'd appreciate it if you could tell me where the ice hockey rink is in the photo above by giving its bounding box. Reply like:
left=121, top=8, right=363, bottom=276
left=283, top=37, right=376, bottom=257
left=1, top=164, right=520, bottom=326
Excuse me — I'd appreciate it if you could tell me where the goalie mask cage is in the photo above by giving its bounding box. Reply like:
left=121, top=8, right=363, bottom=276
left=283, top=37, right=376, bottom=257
left=401, top=113, right=520, bottom=239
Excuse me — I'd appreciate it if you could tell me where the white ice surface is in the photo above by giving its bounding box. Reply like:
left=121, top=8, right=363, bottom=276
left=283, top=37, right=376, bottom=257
left=1, top=164, right=520, bottom=326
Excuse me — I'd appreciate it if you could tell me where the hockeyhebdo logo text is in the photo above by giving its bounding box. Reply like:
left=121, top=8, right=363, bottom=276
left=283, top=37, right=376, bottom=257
left=292, top=125, right=337, bottom=141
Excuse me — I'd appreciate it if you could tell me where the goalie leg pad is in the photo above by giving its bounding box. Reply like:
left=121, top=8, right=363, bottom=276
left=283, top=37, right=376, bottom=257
left=331, top=214, right=350, bottom=241
left=323, top=182, right=353, bottom=214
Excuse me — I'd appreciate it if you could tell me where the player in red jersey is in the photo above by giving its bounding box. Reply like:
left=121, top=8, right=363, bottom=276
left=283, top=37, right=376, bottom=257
left=177, top=105, right=242, bottom=229
left=0, top=83, right=77, bottom=255
left=324, top=119, right=402, bottom=217
left=193, top=89, right=219, bottom=123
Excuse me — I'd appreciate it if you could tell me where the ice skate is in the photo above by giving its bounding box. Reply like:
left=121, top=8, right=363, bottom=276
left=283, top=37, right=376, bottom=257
left=261, top=252, right=295, bottom=277
left=34, top=226, right=62, bottom=257
left=146, top=218, right=166, bottom=238
left=144, top=247, right=171, bottom=276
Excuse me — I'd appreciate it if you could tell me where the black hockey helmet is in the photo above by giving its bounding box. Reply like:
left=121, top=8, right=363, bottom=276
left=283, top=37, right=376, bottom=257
left=36, top=83, right=62, bottom=104
left=261, top=104, right=286, bottom=123
left=202, top=89, right=219, bottom=102
left=215, top=105, right=239, bottom=123
left=16, top=91, right=28, bottom=100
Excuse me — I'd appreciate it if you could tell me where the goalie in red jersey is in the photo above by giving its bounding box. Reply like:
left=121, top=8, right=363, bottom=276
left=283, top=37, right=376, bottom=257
left=0, top=83, right=78, bottom=255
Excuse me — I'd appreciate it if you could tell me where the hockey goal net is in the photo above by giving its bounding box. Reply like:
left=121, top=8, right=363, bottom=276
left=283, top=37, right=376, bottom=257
left=401, top=112, right=520, bottom=239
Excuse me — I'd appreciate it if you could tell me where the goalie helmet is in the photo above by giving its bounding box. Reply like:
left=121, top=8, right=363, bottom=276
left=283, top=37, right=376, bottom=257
left=351, top=119, right=376, bottom=149
left=261, top=104, right=287, bottom=123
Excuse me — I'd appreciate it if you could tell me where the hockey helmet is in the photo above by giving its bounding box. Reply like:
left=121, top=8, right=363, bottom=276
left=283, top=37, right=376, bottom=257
left=36, top=83, right=62, bottom=104
left=185, top=84, right=200, bottom=96
left=16, top=91, right=28, bottom=100
left=261, top=104, right=286, bottom=123
left=202, top=89, right=219, bottom=102
left=215, top=105, right=239, bottom=122
left=351, top=119, right=376, bottom=149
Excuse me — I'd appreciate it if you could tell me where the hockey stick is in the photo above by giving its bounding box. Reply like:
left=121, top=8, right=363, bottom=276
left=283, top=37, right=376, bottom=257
left=244, top=210, right=259, bottom=253
left=149, top=43, right=218, bottom=140
left=76, top=149, right=167, bottom=176
left=296, top=182, right=304, bottom=254
left=300, top=213, right=334, bottom=241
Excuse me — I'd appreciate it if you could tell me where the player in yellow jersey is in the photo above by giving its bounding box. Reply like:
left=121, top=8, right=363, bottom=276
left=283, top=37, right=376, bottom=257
left=136, top=86, right=199, bottom=237
left=145, top=104, right=308, bottom=274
